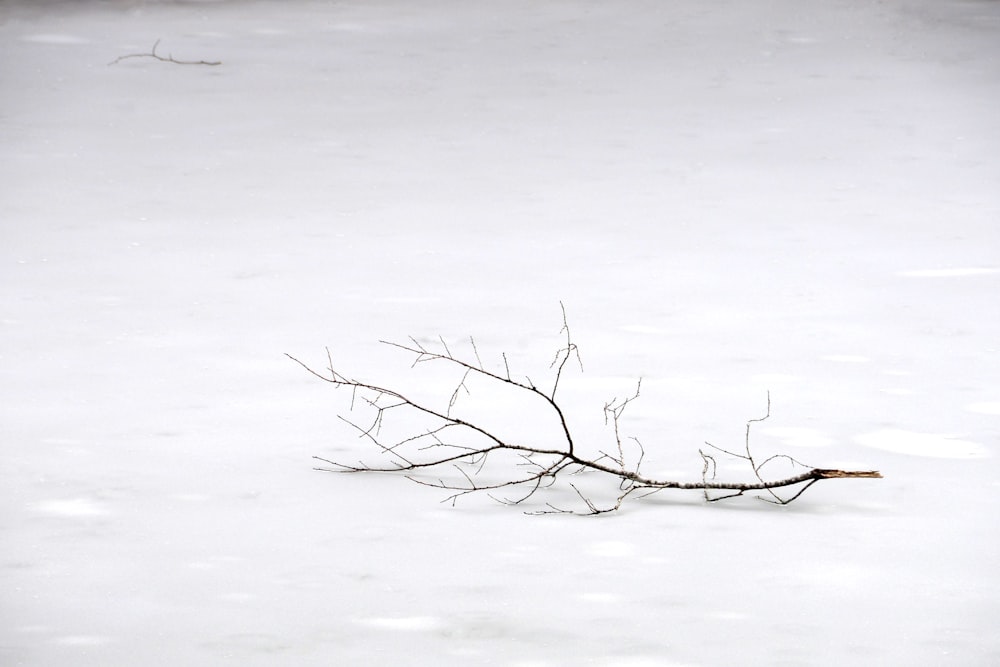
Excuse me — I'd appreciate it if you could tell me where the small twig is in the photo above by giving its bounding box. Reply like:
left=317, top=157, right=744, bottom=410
left=604, top=379, right=642, bottom=473
left=447, top=367, right=472, bottom=417
left=469, top=336, right=485, bottom=371
left=549, top=301, right=583, bottom=400
left=108, top=39, right=221, bottom=67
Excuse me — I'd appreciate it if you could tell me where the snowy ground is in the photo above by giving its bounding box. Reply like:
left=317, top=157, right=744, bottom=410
left=2, top=0, right=999, bottom=665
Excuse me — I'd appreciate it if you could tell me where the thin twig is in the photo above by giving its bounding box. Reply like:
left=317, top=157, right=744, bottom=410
left=108, top=39, right=221, bottom=66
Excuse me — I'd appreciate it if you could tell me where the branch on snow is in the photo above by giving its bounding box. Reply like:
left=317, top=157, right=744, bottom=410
left=288, top=306, right=881, bottom=515
left=108, top=39, right=221, bottom=67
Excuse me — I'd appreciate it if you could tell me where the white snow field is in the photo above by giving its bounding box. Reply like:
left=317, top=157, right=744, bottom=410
left=2, top=0, right=999, bottom=665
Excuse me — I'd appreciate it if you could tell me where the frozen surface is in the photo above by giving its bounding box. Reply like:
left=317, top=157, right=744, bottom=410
left=2, top=0, right=999, bottom=665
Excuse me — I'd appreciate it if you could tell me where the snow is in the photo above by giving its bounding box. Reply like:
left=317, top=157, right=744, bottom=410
left=2, top=0, right=999, bottom=665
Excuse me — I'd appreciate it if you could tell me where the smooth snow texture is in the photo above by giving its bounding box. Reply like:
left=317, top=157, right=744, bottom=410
left=967, top=401, right=1000, bottom=416
left=854, top=428, right=990, bottom=459
left=758, top=426, right=835, bottom=449
left=896, top=267, right=999, bottom=278
left=2, top=1, right=999, bottom=666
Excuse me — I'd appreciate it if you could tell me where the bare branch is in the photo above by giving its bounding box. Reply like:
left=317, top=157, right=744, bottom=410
left=108, top=39, right=221, bottom=66
left=290, top=308, right=881, bottom=514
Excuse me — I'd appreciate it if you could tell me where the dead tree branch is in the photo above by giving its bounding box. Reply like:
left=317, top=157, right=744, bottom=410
left=289, top=311, right=881, bottom=514
left=108, top=39, right=221, bottom=67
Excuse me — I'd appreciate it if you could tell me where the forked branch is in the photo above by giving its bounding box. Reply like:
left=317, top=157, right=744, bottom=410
left=108, top=39, right=221, bottom=66
left=289, top=311, right=881, bottom=514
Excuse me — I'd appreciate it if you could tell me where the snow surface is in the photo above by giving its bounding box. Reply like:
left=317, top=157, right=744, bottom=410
left=2, top=0, right=999, bottom=665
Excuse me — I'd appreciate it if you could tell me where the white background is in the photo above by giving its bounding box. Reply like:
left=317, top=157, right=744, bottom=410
left=2, top=1, right=999, bottom=665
